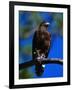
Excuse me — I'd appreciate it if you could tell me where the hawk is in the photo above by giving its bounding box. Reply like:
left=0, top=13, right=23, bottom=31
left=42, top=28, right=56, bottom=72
left=32, top=21, right=51, bottom=76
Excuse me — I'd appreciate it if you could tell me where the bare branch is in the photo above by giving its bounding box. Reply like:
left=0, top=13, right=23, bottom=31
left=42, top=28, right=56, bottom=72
left=19, top=58, right=63, bottom=69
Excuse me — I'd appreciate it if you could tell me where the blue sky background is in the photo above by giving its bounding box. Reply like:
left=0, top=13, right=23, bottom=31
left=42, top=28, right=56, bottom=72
left=19, top=11, right=63, bottom=79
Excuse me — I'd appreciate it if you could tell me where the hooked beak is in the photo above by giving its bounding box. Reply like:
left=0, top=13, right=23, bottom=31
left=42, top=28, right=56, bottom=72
left=44, top=22, right=50, bottom=27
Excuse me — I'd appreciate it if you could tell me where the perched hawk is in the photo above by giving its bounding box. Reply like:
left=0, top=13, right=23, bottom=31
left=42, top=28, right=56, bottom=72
left=32, top=21, right=51, bottom=76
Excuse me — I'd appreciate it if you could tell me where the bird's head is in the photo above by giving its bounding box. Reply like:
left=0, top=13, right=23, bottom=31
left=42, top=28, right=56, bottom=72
left=39, top=21, right=50, bottom=32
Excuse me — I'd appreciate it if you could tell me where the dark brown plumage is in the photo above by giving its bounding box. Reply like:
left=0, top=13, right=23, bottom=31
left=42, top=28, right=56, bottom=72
left=32, top=21, right=51, bottom=76
left=32, top=21, right=51, bottom=60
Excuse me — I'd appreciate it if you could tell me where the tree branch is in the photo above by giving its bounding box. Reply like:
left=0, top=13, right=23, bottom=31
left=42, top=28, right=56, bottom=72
left=19, top=58, right=63, bottom=70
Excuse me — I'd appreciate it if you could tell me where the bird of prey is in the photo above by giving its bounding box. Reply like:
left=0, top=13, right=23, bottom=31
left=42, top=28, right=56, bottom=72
left=32, top=21, right=51, bottom=76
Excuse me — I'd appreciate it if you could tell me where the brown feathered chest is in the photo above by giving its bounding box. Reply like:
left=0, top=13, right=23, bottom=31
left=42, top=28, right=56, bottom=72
left=36, top=30, right=51, bottom=53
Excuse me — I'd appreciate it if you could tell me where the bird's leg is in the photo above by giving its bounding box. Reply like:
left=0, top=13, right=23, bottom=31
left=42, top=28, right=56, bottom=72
left=38, top=53, right=45, bottom=64
left=36, top=50, right=46, bottom=64
left=36, top=50, right=41, bottom=64
left=36, top=50, right=40, bottom=57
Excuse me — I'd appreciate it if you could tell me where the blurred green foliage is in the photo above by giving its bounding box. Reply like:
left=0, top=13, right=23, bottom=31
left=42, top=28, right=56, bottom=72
left=52, top=13, right=63, bottom=35
left=19, top=11, right=63, bottom=79
left=19, top=68, right=33, bottom=79
left=19, top=26, right=30, bottom=38
left=20, top=44, right=32, bottom=55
